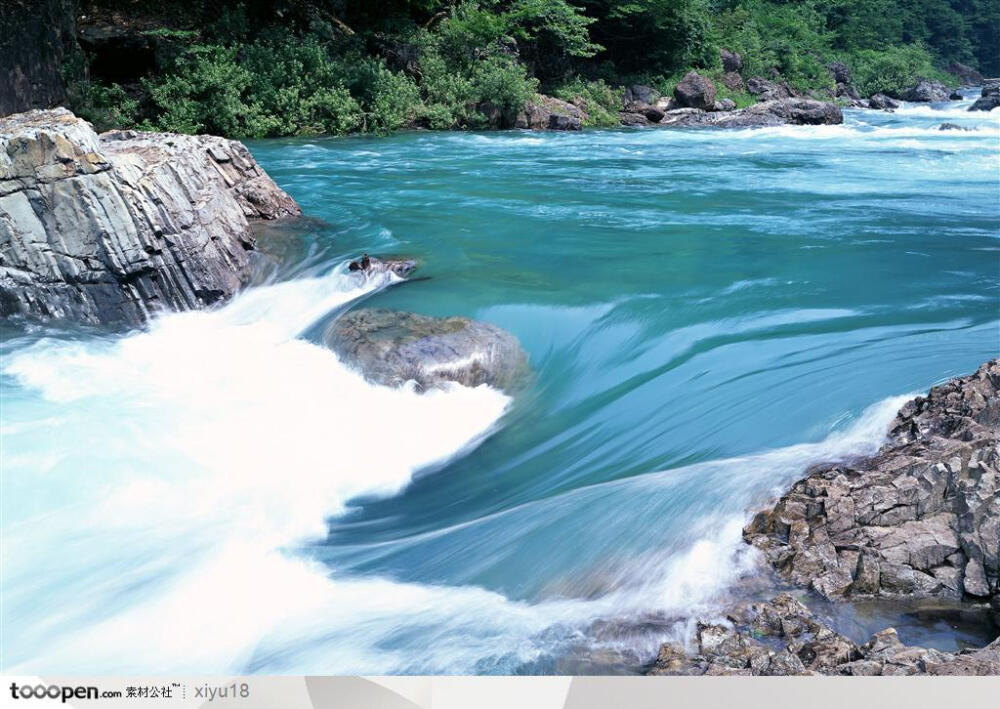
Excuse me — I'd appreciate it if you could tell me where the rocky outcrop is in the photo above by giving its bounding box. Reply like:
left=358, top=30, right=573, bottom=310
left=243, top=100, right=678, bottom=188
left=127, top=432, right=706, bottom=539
left=324, top=308, right=529, bottom=392
left=969, top=80, right=1000, bottom=112
left=649, top=594, right=1000, bottom=676
left=508, top=95, right=586, bottom=131
left=946, top=62, right=985, bottom=86
left=746, top=77, right=793, bottom=102
left=658, top=99, right=842, bottom=128
left=901, top=79, right=951, bottom=102
left=744, top=360, right=999, bottom=609
left=868, top=93, right=901, bottom=110
left=673, top=72, right=717, bottom=110
left=0, top=108, right=300, bottom=327
left=622, top=85, right=660, bottom=111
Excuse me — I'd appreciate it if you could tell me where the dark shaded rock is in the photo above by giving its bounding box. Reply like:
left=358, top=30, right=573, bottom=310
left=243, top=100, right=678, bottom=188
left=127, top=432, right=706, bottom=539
left=946, top=62, right=985, bottom=86
left=619, top=112, right=651, bottom=127
left=836, top=83, right=861, bottom=101
left=744, top=360, right=1000, bottom=607
left=659, top=99, right=842, bottom=128
left=721, top=48, right=743, bottom=74
left=324, top=308, right=529, bottom=392
left=673, top=72, right=717, bottom=110
left=969, top=80, right=1000, bottom=112
left=622, top=85, right=659, bottom=110
left=746, top=76, right=792, bottom=102
left=0, top=109, right=300, bottom=327
left=868, top=93, right=901, bottom=110
left=828, top=61, right=852, bottom=85
left=939, top=123, right=972, bottom=131
left=949, top=91, right=964, bottom=100
left=901, top=79, right=951, bottom=102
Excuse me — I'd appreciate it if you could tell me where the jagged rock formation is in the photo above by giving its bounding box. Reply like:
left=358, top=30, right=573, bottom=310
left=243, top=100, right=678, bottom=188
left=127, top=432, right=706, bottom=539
left=0, top=108, right=299, bottom=327
left=649, top=594, right=999, bottom=676
left=658, top=99, right=842, bottom=128
left=744, top=361, right=999, bottom=611
left=969, top=79, right=1000, bottom=112
left=324, top=308, right=529, bottom=392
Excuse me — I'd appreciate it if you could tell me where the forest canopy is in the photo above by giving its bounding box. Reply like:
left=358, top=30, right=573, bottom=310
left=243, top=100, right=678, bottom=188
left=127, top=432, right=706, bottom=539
left=67, top=0, right=1000, bottom=136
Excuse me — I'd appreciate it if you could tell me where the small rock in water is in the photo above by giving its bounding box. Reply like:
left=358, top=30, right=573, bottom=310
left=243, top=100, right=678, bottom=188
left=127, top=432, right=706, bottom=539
left=324, top=308, right=529, bottom=392
left=347, top=255, right=417, bottom=279
left=938, top=123, right=971, bottom=131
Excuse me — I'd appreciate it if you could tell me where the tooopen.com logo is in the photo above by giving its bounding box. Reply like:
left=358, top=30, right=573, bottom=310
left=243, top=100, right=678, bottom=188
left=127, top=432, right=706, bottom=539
left=10, top=683, right=123, bottom=702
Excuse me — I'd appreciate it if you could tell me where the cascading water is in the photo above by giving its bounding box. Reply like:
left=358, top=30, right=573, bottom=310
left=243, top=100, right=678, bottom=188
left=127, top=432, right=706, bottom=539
left=2, top=96, right=998, bottom=673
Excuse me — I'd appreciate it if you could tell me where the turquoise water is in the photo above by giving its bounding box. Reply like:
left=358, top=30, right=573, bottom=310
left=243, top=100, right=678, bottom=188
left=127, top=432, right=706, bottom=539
left=2, top=97, right=998, bottom=673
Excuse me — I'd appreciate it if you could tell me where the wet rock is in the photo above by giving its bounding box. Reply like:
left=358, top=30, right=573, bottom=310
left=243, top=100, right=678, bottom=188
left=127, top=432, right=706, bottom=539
left=659, top=99, right=842, bottom=128
left=744, top=360, right=1000, bottom=607
left=868, top=93, right=901, bottom=110
left=721, top=49, right=743, bottom=74
left=949, top=91, right=964, bottom=100
left=324, top=308, right=529, bottom=392
left=347, top=254, right=417, bottom=279
left=647, top=594, right=1000, bottom=676
left=901, top=79, right=951, bottom=102
left=515, top=95, right=585, bottom=131
left=969, top=80, right=1000, bottom=112
left=939, top=123, right=972, bottom=131
left=0, top=108, right=299, bottom=327
left=673, top=72, right=717, bottom=110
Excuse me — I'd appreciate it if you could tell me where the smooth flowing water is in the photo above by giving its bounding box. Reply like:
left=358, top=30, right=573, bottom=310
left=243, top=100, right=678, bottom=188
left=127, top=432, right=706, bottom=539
left=2, top=96, right=998, bottom=674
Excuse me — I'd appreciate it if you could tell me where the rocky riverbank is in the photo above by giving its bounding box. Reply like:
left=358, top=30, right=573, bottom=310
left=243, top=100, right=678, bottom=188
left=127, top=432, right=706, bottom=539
left=647, top=360, right=1000, bottom=675
left=0, top=108, right=299, bottom=327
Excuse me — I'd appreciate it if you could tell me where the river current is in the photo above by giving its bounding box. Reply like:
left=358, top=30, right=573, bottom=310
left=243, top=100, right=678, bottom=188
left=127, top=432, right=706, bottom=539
left=2, top=94, right=998, bottom=673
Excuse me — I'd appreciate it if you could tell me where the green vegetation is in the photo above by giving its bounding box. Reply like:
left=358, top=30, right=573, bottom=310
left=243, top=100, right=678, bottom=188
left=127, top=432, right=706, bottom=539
left=67, top=0, right=998, bottom=137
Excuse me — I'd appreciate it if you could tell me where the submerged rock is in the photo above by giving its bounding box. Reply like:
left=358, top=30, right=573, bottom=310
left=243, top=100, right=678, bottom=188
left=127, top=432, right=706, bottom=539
left=649, top=594, right=1000, bottom=676
left=658, top=98, right=842, bottom=128
left=0, top=108, right=299, bottom=326
left=324, top=308, right=529, bottom=392
left=744, top=360, right=1000, bottom=607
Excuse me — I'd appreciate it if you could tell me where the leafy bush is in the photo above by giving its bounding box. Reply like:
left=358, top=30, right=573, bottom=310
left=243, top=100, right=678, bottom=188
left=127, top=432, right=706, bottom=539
left=70, top=81, right=141, bottom=132
left=847, top=44, right=952, bottom=97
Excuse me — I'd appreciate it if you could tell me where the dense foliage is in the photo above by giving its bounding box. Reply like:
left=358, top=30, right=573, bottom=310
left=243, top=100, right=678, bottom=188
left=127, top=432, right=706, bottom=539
left=68, top=0, right=999, bottom=136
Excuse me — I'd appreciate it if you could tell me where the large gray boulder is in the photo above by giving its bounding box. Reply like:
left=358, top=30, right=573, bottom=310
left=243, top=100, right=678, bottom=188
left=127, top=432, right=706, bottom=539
left=673, top=72, right=717, bottom=110
left=0, top=109, right=299, bottom=327
left=324, top=308, right=529, bottom=392
left=868, top=93, right=901, bottom=110
left=659, top=99, right=842, bottom=128
left=744, top=360, right=1000, bottom=607
left=513, top=95, right=586, bottom=131
left=901, top=79, right=951, bottom=102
